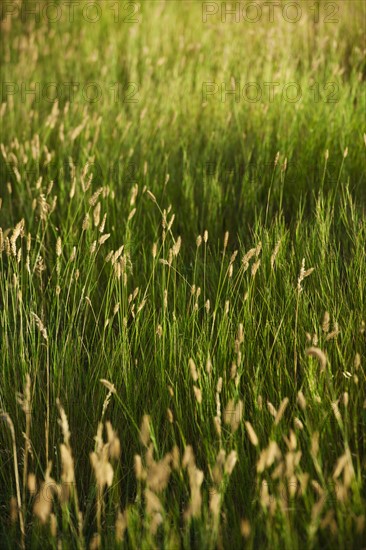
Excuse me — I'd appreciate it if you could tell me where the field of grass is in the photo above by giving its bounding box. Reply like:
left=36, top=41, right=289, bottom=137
left=0, top=0, right=365, bottom=548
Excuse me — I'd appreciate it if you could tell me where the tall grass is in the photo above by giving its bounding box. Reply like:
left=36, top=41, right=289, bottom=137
left=0, top=1, right=365, bottom=548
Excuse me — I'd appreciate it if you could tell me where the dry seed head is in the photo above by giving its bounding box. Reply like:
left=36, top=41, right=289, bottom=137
left=267, top=401, right=277, bottom=418
left=56, top=237, right=62, bottom=257
left=70, top=247, right=76, bottom=262
left=203, top=230, right=208, bottom=243
left=90, top=448, right=114, bottom=490
left=257, top=441, right=281, bottom=472
left=60, top=443, right=75, bottom=486
left=223, top=231, right=229, bottom=250
left=130, top=184, right=138, bottom=206
left=274, top=397, right=289, bottom=425
left=127, top=208, right=136, bottom=222
left=187, top=467, right=204, bottom=519
left=196, top=235, right=202, bottom=247
left=172, top=236, right=182, bottom=256
left=31, top=312, right=48, bottom=341
left=193, top=386, right=202, bottom=404
left=33, top=465, right=58, bottom=524
left=306, top=346, right=327, bottom=372
left=167, top=214, right=175, bottom=231
left=89, top=187, right=103, bottom=207
left=206, top=355, right=212, bottom=374
left=134, top=454, right=145, bottom=480
left=140, top=415, right=151, bottom=447
left=331, top=401, right=342, bottom=425
left=270, top=239, right=281, bottom=269
left=100, top=379, right=116, bottom=394
left=230, top=250, right=238, bottom=264
left=27, top=473, right=37, bottom=495
left=245, top=421, right=259, bottom=446
left=189, top=358, right=199, bottom=382
left=322, top=311, right=330, bottom=333
left=115, top=509, right=127, bottom=543
left=82, top=213, right=90, bottom=231
left=90, top=240, right=97, bottom=254
left=93, top=203, right=101, bottom=227
left=145, top=489, right=162, bottom=517
left=99, top=212, right=107, bottom=233
left=182, top=445, right=195, bottom=470
left=209, top=491, right=221, bottom=518
left=214, top=416, right=221, bottom=436
left=33, top=485, right=53, bottom=523
left=242, top=247, right=256, bottom=265
left=294, top=417, right=304, bottom=430
left=326, top=322, right=340, bottom=341
left=89, top=534, right=100, bottom=550
left=297, top=258, right=305, bottom=291
left=106, top=422, right=121, bottom=459
left=251, top=259, right=260, bottom=277
left=146, top=454, right=172, bottom=493
left=56, top=398, right=71, bottom=447
left=333, top=453, right=349, bottom=480
left=112, top=245, right=124, bottom=266
left=167, top=408, right=174, bottom=423
left=25, top=233, right=31, bottom=252
left=212, top=449, right=226, bottom=484
left=224, top=450, right=238, bottom=475
left=150, top=513, right=163, bottom=535
left=224, top=399, right=243, bottom=432
left=5, top=237, right=11, bottom=257
left=98, top=234, right=110, bottom=245
left=146, top=190, right=157, bottom=203
left=241, top=519, right=251, bottom=539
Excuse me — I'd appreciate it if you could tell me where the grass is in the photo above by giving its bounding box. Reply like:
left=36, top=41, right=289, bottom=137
left=0, top=0, right=365, bottom=548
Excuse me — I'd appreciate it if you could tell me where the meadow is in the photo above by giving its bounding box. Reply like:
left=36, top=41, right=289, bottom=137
left=0, top=0, right=365, bottom=548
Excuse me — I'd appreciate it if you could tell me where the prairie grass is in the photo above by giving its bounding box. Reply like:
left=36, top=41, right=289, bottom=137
left=0, top=1, right=365, bottom=548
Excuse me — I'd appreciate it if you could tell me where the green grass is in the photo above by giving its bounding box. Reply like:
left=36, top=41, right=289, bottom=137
left=0, top=1, right=365, bottom=548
